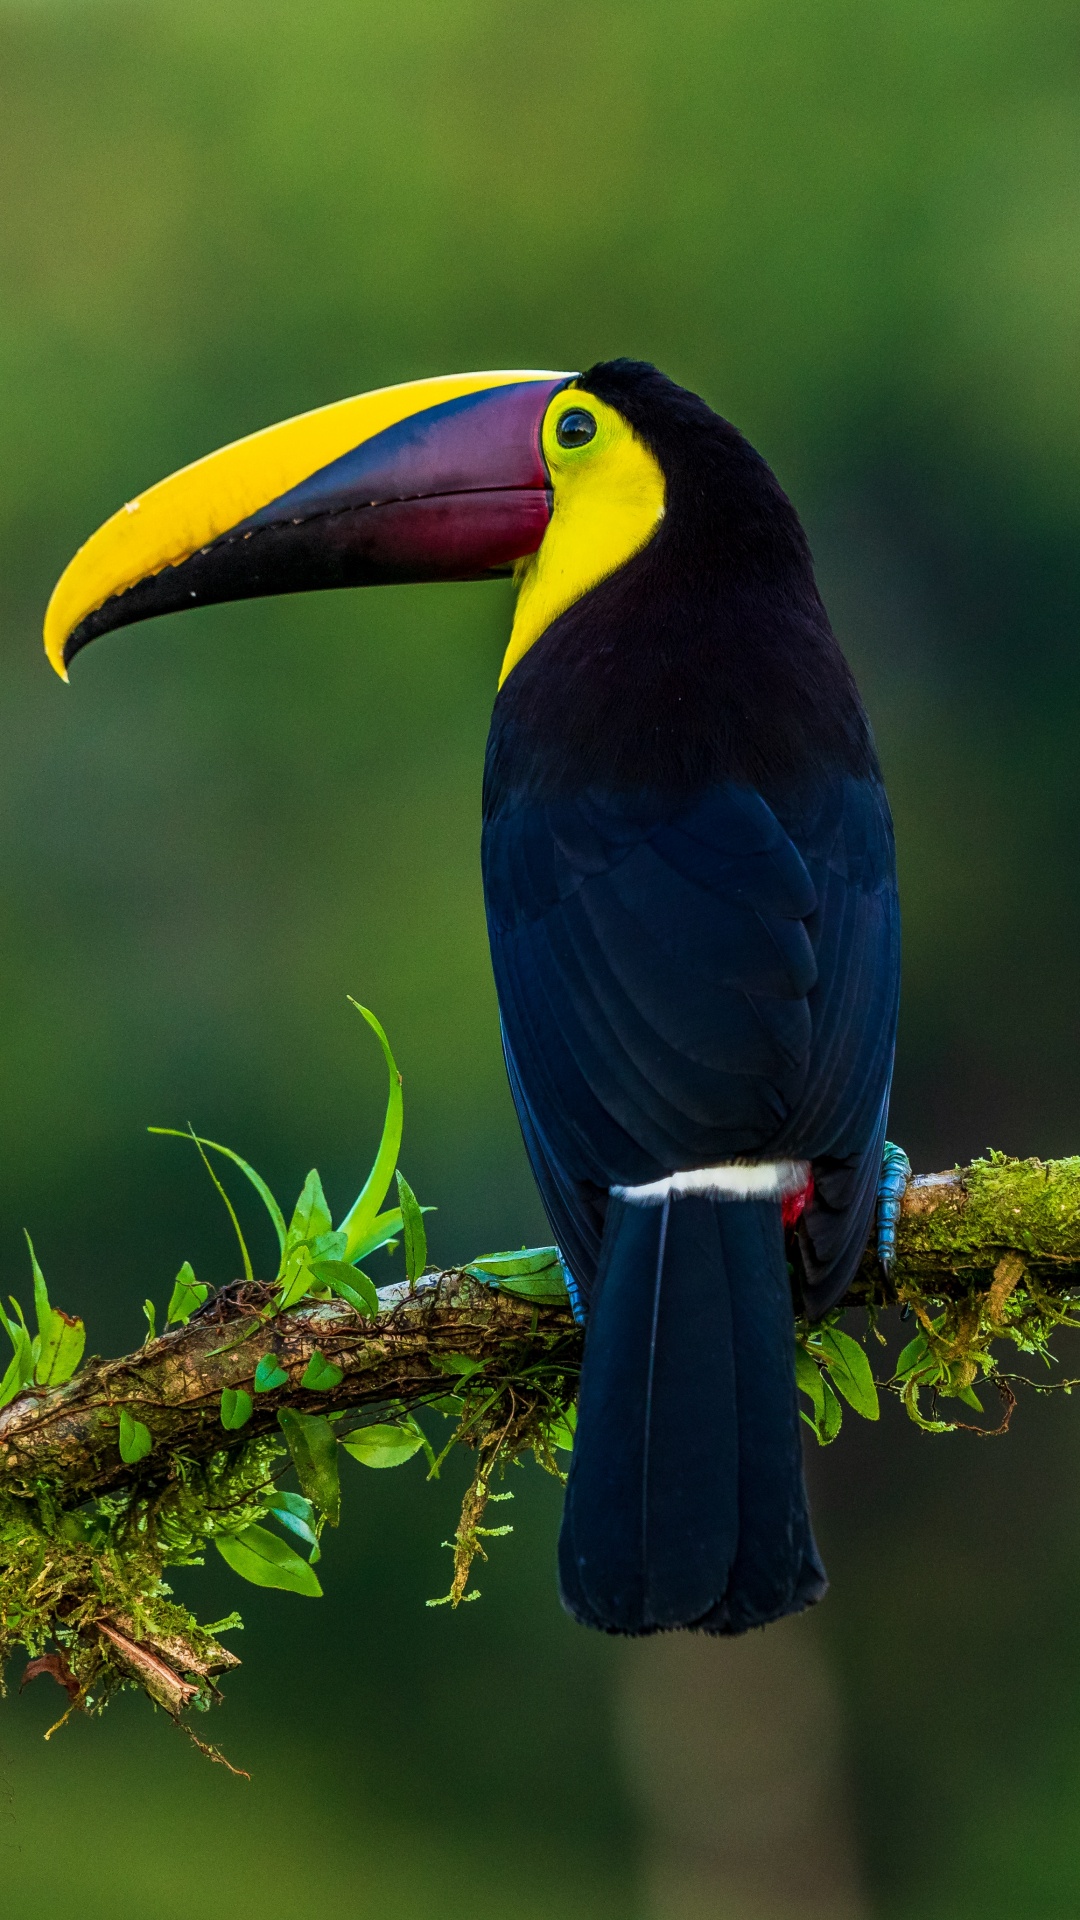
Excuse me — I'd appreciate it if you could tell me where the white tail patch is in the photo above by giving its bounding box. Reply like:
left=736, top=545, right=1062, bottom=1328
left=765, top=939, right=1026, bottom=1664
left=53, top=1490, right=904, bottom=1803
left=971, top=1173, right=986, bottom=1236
left=612, top=1161, right=811, bottom=1205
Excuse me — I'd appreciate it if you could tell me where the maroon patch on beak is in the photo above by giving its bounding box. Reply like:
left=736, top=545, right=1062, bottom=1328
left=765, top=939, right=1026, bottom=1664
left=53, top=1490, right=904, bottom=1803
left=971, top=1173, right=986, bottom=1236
left=257, top=486, right=556, bottom=582
left=242, top=377, right=565, bottom=530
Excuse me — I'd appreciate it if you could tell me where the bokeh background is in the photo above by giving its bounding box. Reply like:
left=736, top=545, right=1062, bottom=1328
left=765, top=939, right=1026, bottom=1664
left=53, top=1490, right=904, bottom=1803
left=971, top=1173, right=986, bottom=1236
left=2, top=2, right=1080, bottom=1914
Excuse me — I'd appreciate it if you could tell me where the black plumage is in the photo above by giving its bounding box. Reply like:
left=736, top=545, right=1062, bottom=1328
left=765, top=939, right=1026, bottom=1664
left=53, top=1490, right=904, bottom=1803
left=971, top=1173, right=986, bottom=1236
left=482, top=360, right=899, bottom=1634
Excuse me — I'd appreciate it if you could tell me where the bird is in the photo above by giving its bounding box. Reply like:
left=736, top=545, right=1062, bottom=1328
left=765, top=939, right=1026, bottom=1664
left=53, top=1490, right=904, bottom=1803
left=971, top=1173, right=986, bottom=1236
left=44, top=358, right=901, bottom=1637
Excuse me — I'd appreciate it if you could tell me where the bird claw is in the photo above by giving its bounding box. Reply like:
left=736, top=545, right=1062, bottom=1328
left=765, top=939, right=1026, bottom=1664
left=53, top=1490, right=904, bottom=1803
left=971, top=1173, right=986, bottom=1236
left=561, top=1255, right=586, bottom=1325
left=876, top=1141, right=911, bottom=1275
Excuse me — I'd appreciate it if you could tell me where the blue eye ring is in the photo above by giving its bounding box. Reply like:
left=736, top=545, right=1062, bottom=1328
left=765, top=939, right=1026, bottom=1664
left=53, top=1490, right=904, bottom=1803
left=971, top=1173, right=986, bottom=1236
left=555, top=408, right=598, bottom=449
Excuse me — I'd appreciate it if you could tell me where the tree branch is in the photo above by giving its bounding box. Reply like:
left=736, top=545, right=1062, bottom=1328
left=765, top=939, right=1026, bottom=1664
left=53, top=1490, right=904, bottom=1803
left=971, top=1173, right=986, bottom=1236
left=0, top=1273, right=578, bottom=1501
left=3, top=1150, right=1079, bottom=1753
left=5, top=1150, right=1080, bottom=1490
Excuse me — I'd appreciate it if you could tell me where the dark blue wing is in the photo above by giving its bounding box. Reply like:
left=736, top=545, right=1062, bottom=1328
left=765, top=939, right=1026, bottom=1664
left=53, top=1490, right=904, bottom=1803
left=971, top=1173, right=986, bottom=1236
left=482, top=775, right=899, bottom=1315
left=773, top=779, right=900, bottom=1312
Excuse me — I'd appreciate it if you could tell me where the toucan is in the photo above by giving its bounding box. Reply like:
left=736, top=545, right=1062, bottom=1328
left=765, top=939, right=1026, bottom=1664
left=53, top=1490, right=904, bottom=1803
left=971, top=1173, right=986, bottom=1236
left=45, top=360, right=900, bottom=1636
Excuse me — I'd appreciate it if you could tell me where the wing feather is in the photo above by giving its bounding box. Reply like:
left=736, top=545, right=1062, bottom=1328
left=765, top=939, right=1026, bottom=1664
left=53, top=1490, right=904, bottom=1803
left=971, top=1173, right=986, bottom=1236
left=483, top=774, right=899, bottom=1309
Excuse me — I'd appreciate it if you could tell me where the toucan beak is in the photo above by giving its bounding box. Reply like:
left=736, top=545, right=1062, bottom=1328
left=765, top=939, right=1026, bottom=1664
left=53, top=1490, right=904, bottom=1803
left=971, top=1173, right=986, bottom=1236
left=44, top=369, right=574, bottom=678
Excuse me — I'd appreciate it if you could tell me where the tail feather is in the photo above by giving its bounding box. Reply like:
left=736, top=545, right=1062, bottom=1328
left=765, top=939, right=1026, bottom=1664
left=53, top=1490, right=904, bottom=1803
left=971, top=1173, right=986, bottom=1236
left=558, top=1192, right=826, bottom=1636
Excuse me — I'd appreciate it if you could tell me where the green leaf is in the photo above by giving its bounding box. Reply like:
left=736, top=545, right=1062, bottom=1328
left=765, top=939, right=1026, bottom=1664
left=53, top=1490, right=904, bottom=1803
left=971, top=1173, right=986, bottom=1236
left=266, top=1490, right=322, bottom=1562
left=311, top=1229, right=348, bottom=1262
left=118, top=1406, right=152, bottom=1463
left=142, top=1299, right=157, bottom=1343
left=795, top=1344, right=826, bottom=1420
left=795, top=1348, right=844, bottom=1444
left=215, top=1524, right=322, bottom=1596
left=267, top=1488, right=316, bottom=1524
left=820, top=1376, right=843, bottom=1442
left=338, top=1004, right=404, bottom=1261
left=36, top=1310, right=85, bottom=1389
left=8, top=1295, right=30, bottom=1335
left=347, top=1208, right=404, bottom=1263
left=0, top=1356, right=25, bottom=1412
left=485, top=1269, right=570, bottom=1304
left=25, top=1234, right=86, bottom=1389
left=316, top=1279, right=361, bottom=1316
left=149, top=1130, right=287, bottom=1256
left=799, top=1376, right=844, bottom=1444
left=167, top=1262, right=209, bottom=1327
left=954, top=1382, right=985, bottom=1411
left=286, top=1169, right=333, bottom=1252
left=254, top=1352, right=289, bottom=1393
left=27, top=1232, right=51, bottom=1348
left=396, top=1172, right=428, bottom=1284
left=428, top=1394, right=465, bottom=1417
left=153, top=1126, right=253, bottom=1281
left=220, top=1387, right=253, bottom=1429
left=9, top=1297, right=38, bottom=1380
left=278, top=1409, right=341, bottom=1525
left=192, top=1126, right=255, bottom=1281
left=0, top=1292, right=36, bottom=1408
left=464, top=1246, right=570, bottom=1302
left=895, top=1330, right=926, bottom=1374
left=818, top=1327, right=880, bottom=1420
left=547, top=1404, right=577, bottom=1451
left=342, top=1421, right=426, bottom=1469
left=311, top=1261, right=379, bottom=1316
left=0, top=1333, right=33, bottom=1411
left=466, top=1246, right=563, bottom=1278
left=301, top=1349, right=344, bottom=1391
left=895, top=1330, right=938, bottom=1382
left=432, top=1351, right=486, bottom=1381
left=277, top=1248, right=315, bottom=1312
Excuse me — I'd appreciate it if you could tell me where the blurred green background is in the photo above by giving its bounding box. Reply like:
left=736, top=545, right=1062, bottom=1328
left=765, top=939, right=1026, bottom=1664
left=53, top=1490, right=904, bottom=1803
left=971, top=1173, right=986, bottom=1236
left=3, top=1, right=1080, bottom=1913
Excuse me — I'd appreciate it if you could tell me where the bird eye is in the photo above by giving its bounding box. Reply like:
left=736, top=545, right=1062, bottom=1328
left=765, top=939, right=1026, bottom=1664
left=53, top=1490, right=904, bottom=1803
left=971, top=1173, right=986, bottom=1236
left=555, top=408, right=597, bottom=449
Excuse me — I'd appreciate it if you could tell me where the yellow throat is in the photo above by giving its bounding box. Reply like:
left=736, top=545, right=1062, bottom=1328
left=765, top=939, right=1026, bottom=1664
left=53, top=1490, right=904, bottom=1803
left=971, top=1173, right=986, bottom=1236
left=500, top=388, right=666, bottom=686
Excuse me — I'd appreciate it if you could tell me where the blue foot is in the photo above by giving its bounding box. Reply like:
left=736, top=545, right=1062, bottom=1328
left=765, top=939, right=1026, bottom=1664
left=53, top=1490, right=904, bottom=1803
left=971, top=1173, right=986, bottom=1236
left=876, top=1141, right=911, bottom=1275
left=559, top=1253, right=586, bottom=1325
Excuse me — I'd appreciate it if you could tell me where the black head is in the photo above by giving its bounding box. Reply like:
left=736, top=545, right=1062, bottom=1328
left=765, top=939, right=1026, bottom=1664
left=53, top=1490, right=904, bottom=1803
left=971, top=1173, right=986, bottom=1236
left=488, top=359, right=878, bottom=805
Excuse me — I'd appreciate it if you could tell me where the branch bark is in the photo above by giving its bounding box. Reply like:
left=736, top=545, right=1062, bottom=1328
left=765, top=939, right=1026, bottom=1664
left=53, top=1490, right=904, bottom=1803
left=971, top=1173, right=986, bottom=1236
left=2, top=1151, right=1079, bottom=1499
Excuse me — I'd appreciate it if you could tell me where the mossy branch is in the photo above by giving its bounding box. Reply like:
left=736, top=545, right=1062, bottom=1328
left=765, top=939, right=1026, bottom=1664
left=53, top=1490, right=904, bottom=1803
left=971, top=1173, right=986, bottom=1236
left=0, top=1274, right=578, bottom=1502
left=4, top=1149, right=1080, bottom=1759
left=7, top=1150, right=1080, bottom=1491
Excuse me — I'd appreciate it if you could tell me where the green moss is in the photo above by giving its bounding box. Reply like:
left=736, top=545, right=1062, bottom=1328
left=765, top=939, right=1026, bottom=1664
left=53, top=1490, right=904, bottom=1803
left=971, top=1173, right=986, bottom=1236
left=0, top=1435, right=285, bottom=1734
left=841, top=1155, right=1080, bottom=1434
left=425, top=1325, right=581, bottom=1608
left=894, top=1153, right=1080, bottom=1275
